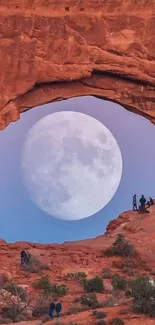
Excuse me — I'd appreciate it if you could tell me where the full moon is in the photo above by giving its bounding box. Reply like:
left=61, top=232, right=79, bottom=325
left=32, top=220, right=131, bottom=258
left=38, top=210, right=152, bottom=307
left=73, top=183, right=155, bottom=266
left=21, top=111, right=122, bottom=220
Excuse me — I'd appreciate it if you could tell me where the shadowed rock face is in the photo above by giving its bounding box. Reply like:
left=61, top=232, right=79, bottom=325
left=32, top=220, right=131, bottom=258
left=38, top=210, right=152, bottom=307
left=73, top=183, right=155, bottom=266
left=1, top=0, right=155, bottom=130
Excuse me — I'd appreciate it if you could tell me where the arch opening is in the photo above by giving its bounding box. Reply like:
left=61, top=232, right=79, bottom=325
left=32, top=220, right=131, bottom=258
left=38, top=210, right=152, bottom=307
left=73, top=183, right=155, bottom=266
left=1, top=96, right=155, bottom=243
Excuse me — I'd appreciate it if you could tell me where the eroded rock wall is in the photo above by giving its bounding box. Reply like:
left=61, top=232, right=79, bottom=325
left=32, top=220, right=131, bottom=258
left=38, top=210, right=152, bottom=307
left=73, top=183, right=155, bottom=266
left=1, top=0, right=155, bottom=129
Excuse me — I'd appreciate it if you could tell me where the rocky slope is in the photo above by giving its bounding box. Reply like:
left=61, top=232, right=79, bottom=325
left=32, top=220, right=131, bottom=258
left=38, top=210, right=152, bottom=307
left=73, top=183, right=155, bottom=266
left=1, top=1, right=155, bottom=129
left=1, top=204, right=155, bottom=324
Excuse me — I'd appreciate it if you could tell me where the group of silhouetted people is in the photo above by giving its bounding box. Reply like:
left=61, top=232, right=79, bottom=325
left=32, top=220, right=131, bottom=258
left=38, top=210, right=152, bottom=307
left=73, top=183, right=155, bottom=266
left=49, top=301, right=62, bottom=318
left=133, top=194, right=154, bottom=213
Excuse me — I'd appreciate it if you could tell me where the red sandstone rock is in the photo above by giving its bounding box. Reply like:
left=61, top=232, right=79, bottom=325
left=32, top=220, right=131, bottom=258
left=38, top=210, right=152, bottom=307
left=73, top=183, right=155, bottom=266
left=1, top=1, right=155, bottom=129
left=0, top=205, right=155, bottom=324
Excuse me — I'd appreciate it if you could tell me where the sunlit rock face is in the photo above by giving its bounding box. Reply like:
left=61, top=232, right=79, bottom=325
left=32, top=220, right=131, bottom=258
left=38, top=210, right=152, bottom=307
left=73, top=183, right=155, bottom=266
left=1, top=0, right=155, bottom=130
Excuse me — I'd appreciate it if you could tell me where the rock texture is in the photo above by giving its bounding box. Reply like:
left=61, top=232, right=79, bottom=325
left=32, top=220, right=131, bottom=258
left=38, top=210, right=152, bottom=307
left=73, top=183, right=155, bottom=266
left=1, top=1, right=155, bottom=129
left=1, top=204, right=155, bottom=324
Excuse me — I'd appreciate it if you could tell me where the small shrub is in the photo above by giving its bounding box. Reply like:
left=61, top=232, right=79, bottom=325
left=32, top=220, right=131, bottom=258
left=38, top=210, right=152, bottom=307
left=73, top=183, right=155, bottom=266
left=131, top=276, right=155, bottom=317
left=102, top=268, right=113, bottom=279
left=113, top=256, right=150, bottom=275
left=64, top=272, right=87, bottom=281
left=32, top=294, right=52, bottom=317
left=83, top=276, right=104, bottom=293
left=92, top=310, right=107, bottom=319
left=33, top=275, right=68, bottom=297
left=122, top=268, right=136, bottom=276
left=0, top=274, right=9, bottom=288
left=96, top=321, right=107, bottom=325
left=67, top=305, right=90, bottom=315
left=3, top=282, right=27, bottom=301
left=52, top=283, right=68, bottom=297
left=125, top=289, right=132, bottom=297
left=76, top=272, right=87, bottom=280
left=81, top=293, right=99, bottom=308
left=110, top=317, right=124, bottom=325
left=67, top=306, right=80, bottom=315
left=79, top=305, right=90, bottom=312
left=22, top=255, right=49, bottom=273
left=73, top=296, right=81, bottom=303
left=64, top=273, right=75, bottom=280
left=112, top=274, right=127, bottom=291
left=105, top=234, right=136, bottom=258
left=33, top=275, right=51, bottom=291
left=0, top=289, right=30, bottom=322
left=101, top=298, right=115, bottom=307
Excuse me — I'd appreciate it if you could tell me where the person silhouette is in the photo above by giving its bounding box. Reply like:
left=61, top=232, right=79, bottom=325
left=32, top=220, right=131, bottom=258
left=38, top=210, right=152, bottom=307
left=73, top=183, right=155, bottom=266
left=49, top=302, right=55, bottom=318
left=55, top=302, right=62, bottom=317
left=139, top=195, right=146, bottom=213
left=133, top=194, right=137, bottom=211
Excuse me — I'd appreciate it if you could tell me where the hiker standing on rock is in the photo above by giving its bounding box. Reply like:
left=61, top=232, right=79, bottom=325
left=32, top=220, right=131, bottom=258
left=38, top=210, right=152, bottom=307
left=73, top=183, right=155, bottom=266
left=133, top=194, right=137, bottom=211
left=139, top=195, right=146, bottom=213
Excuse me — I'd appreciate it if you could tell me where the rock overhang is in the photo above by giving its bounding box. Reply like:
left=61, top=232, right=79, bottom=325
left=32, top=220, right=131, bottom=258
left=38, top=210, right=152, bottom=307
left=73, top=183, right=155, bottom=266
left=1, top=0, right=155, bottom=130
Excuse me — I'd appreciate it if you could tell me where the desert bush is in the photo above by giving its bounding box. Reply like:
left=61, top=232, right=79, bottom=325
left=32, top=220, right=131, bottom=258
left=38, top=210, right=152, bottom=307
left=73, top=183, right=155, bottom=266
left=33, top=275, right=68, bottom=297
left=110, top=317, right=124, bottom=325
left=67, top=305, right=90, bottom=315
left=112, top=257, right=138, bottom=270
left=130, top=276, right=155, bottom=317
left=112, top=256, right=151, bottom=275
left=96, top=321, right=107, bottom=325
left=83, top=276, right=104, bottom=293
left=3, top=282, right=27, bottom=301
left=102, top=268, right=113, bottom=279
left=73, top=296, right=81, bottom=303
left=100, top=298, right=115, bottom=307
left=92, top=310, right=107, bottom=319
left=81, top=293, right=99, bottom=308
left=33, top=275, right=51, bottom=291
left=64, top=272, right=87, bottom=280
left=32, top=293, right=52, bottom=317
left=122, top=268, right=136, bottom=276
left=22, top=255, right=49, bottom=273
left=0, top=289, right=30, bottom=322
left=105, top=234, right=136, bottom=258
left=67, top=306, right=81, bottom=315
left=51, top=283, right=68, bottom=297
left=112, top=274, right=127, bottom=291
left=0, top=274, right=9, bottom=288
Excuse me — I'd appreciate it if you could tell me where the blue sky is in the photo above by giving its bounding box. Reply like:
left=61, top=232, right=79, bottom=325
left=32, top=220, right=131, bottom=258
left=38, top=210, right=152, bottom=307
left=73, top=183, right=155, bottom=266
left=0, top=96, right=155, bottom=243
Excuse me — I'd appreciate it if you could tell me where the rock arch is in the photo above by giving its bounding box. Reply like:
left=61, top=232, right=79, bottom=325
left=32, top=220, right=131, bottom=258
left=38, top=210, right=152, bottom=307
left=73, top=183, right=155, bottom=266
left=0, top=0, right=155, bottom=130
